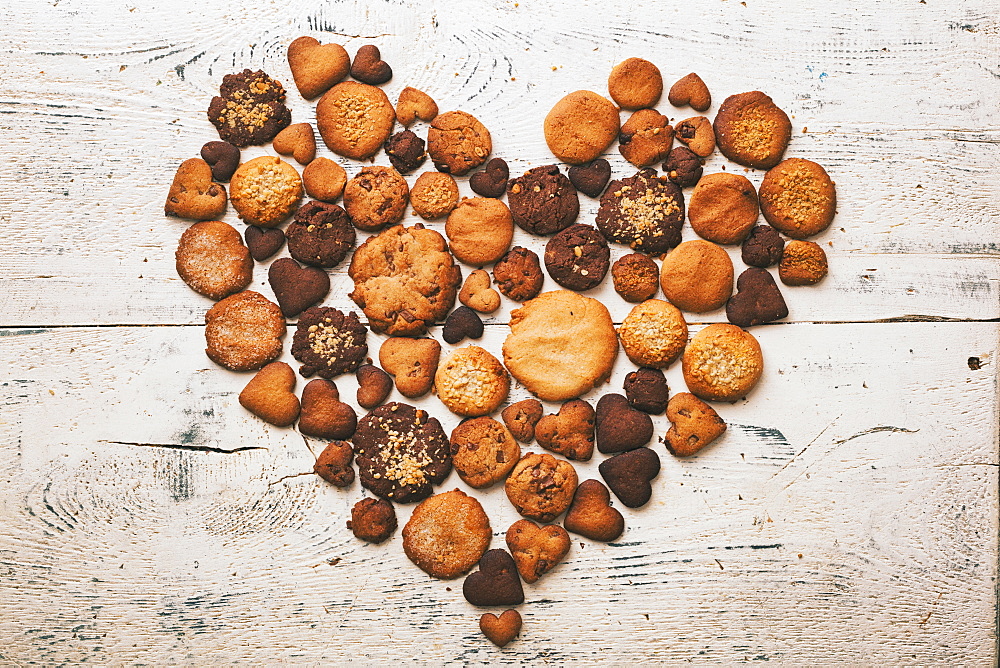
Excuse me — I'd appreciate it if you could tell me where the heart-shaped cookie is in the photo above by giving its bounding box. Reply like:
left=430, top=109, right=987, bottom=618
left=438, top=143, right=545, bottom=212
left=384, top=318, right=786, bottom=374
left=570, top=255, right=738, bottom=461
left=287, top=36, right=350, bottom=100
left=664, top=392, right=727, bottom=457
left=351, top=44, right=392, bottom=85
left=442, top=306, right=484, bottom=344
left=505, top=519, right=570, bottom=583
left=239, top=361, right=300, bottom=427
left=595, top=393, right=654, bottom=454
left=244, top=226, right=285, bottom=262
left=355, top=364, right=393, bottom=409
left=597, top=447, right=661, bottom=508
left=563, top=479, right=624, bottom=542
left=535, top=399, right=595, bottom=461
left=462, top=549, right=524, bottom=607
left=470, top=157, right=509, bottom=198
left=667, top=72, right=711, bottom=112
left=568, top=158, right=611, bottom=198
left=267, top=257, right=330, bottom=318
left=623, top=368, right=669, bottom=415
left=298, top=379, right=357, bottom=440
left=200, top=141, right=240, bottom=182
left=459, top=269, right=501, bottom=314
left=273, top=123, right=317, bottom=165
left=480, top=609, right=522, bottom=648
left=396, top=86, right=438, bottom=126
left=313, top=440, right=355, bottom=487
left=378, top=337, right=441, bottom=398
left=726, top=267, right=789, bottom=327
left=501, top=399, right=543, bottom=444
left=164, top=158, right=227, bottom=220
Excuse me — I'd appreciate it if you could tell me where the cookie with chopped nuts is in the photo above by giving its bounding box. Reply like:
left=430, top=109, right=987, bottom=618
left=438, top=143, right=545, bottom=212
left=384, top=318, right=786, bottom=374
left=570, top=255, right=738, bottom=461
left=343, top=166, right=409, bottom=233
left=434, top=346, right=510, bottom=417
left=207, top=69, right=291, bottom=147
left=353, top=402, right=452, bottom=503
left=779, top=239, right=828, bottom=285
left=618, top=109, right=674, bottom=168
left=402, top=489, right=491, bottom=578
left=229, top=156, right=303, bottom=228
left=713, top=91, right=791, bottom=170
left=205, top=291, right=286, bottom=372
left=505, top=452, right=579, bottom=523
left=596, top=169, right=685, bottom=255
left=316, top=81, right=396, bottom=160
left=291, top=307, right=368, bottom=379
left=410, top=171, right=459, bottom=220
left=759, top=158, right=836, bottom=239
left=617, top=299, right=689, bottom=369
left=544, top=224, right=610, bottom=292
left=682, top=323, right=763, bottom=402
left=611, top=253, right=659, bottom=303
left=286, top=200, right=355, bottom=268
left=507, top=164, right=580, bottom=236
left=450, top=417, right=521, bottom=489
left=426, top=110, right=492, bottom=176
left=493, top=247, right=544, bottom=302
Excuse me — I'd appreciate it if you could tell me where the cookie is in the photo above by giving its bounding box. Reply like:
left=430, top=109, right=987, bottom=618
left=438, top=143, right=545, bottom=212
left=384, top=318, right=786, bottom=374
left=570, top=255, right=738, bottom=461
left=353, top=402, right=452, bottom=503
left=623, top=367, right=669, bottom=414
left=501, top=399, right=543, bottom=444
left=200, top=141, right=240, bottom=182
left=313, top=440, right=355, bottom=487
left=675, top=116, right=716, bottom=158
left=402, top=489, right=491, bottom=578
left=291, top=307, right=368, bottom=379
left=272, top=123, right=316, bottom=165
left=175, top=220, right=252, bottom=301
left=758, top=158, right=837, bottom=239
left=617, top=299, right=689, bottom=369
left=505, top=519, right=570, bottom=583
left=204, top=291, right=285, bottom=372
left=596, top=169, right=685, bottom=255
left=343, top=166, right=409, bottom=232
left=239, top=361, right=300, bottom=427
left=598, top=447, right=660, bottom=508
left=664, top=392, right=727, bottom=457
left=659, top=240, right=734, bottom=313
left=480, top=610, right=522, bottom=648
left=459, top=269, right=502, bottom=314
left=568, top=159, right=612, bottom=198
left=207, top=69, right=291, bottom=147
left=267, top=258, right=329, bottom=318
left=535, top=399, right=596, bottom=461
left=348, top=497, right=396, bottom=543
left=504, top=453, right=579, bottom=523
left=507, top=164, right=580, bottom=236
left=384, top=130, right=426, bottom=174
left=563, top=479, right=624, bottom=542
left=543, top=224, right=610, bottom=292
left=502, top=290, right=618, bottom=402
left=229, top=156, right=303, bottom=228
left=667, top=73, right=711, bottom=112
left=741, top=224, right=785, bottom=268
left=306, top=401, right=356, bottom=457
left=611, top=253, right=659, bottom=303
left=543, top=90, right=620, bottom=164
left=350, top=44, right=392, bottom=85
left=450, top=416, right=520, bottom=489
left=682, top=323, right=763, bottom=402
left=356, top=364, right=393, bottom=409
left=469, top=157, right=509, bottom=198
left=349, top=224, right=461, bottom=336
left=663, top=146, right=703, bottom=188
left=286, top=200, right=355, bottom=268
left=688, top=172, right=759, bottom=245
left=410, top=171, right=459, bottom=220
left=396, top=86, right=438, bottom=127
left=779, top=240, right=828, bottom=286
left=594, top=393, right=653, bottom=454
left=434, top=346, right=510, bottom=417
left=726, top=267, right=788, bottom=327
left=619, top=109, right=674, bottom=168
left=287, top=36, right=350, bottom=100
left=244, top=226, right=284, bottom=262
left=379, top=337, right=441, bottom=399
left=463, top=549, right=524, bottom=607
left=713, top=91, right=791, bottom=170
left=608, top=58, right=663, bottom=110
left=301, top=157, right=348, bottom=203
left=445, top=197, right=514, bottom=266
left=426, top=110, right=492, bottom=176
left=442, top=306, right=484, bottom=344
left=164, top=158, right=227, bottom=220
left=493, top=247, right=544, bottom=302
left=316, top=81, right=396, bottom=160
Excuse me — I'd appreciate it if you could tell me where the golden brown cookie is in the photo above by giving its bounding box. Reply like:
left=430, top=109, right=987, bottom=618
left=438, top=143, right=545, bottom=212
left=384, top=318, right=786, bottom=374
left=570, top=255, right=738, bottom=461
left=450, top=417, right=520, bottom=488
left=287, top=36, right=350, bottom=100
left=175, top=220, right=252, bottom=301
left=758, top=158, right=836, bottom=239
left=316, top=81, right=395, bottom=160
left=379, top=337, right=441, bottom=399
left=543, top=90, right=620, bottom=165
left=348, top=497, right=396, bottom=543
left=502, top=290, right=618, bottom=402
left=619, top=109, right=674, bottom=168
left=688, top=173, right=759, bottom=245
left=301, top=157, right=347, bottom=203
left=535, top=399, right=596, bottom=462
left=664, top=392, right=726, bottom=457
left=493, top=247, right=544, bottom=302
left=563, top=479, right=624, bottom=542
left=501, top=399, right=544, bottom=443
left=608, top=58, right=663, bottom=111
left=505, top=519, right=571, bottom=583
left=779, top=239, right=828, bottom=285
left=349, top=224, right=461, bottom=336
left=164, top=158, right=227, bottom=221
left=229, top=156, right=303, bottom=228
left=297, top=378, right=357, bottom=440
left=617, top=299, right=689, bottom=369
left=314, top=440, right=355, bottom=487
left=659, top=239, right=734, bottom=313
left=459, top=269, right=501, bottom=314
left=682, top=323, right=763, bottom=402
left=410, top=171, right=459, bottom=220
left=204, top=291, right=285, bottom=372
left=713, top=91, right=792, bottom=170
left=675, top=116, right=716, bottom=157
left=426, top=110, right=492, bottom=176
left=505, top=453, right=579, bottom=523
left=238, top=361, right=300, bottom=427
left=272, top=123, right=316, bottom=165
left=343, top=166, right=409, bottom=232
left=396, top=86, right=438, bottom=126
left=402, top=489, right=491, bottom=579
left=445, top=197, right=514, bottom=266
left=668, top=73, right=711, bottom=112
left=611, top=253, right=659, bottom=303
left=434, top=346, right=510, bottom=417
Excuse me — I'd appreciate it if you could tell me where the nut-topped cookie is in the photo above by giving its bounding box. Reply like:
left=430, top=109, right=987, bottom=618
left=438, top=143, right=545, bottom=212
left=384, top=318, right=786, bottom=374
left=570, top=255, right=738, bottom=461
left=427, top=110, right=492, bottom=176
left=596, top=169, right=685, bottom=255
left=434, top=346, right=510, bottom=417
left=682, top=323, right=763, bottom=402
left=290, top=307, right=368, bottom=379
left=208, top=69, right=291, bottom=147
left=758, top=158, right=837, bottom=239
left=229, top=156, right=303, bottom=228
left=316, top=81, right=396, bottom=160
left=713, top=91, right=791, bottom=170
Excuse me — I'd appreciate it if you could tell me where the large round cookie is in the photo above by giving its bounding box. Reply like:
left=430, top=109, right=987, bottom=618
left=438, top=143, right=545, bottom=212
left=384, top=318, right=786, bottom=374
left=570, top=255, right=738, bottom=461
left=502, top=290, right=618, bottom=402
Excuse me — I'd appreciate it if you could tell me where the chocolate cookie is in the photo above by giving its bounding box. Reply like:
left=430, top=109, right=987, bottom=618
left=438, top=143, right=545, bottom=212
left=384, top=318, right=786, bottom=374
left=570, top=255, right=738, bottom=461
left=207, top=69, right=291, bottom=147
left=353, top=402, right=452, bottom=503
left=316, top=81, right=396, bottom=160
left=507, top=165, right=580, bottom=236
left=384, top=130, right=426, bottom=174
left=403, top=489, right=491, bottom=579
left=741, top=224, right=785, bottom=268
left=291, top=307, right=368, bottom=379
left=504, top=453, right=579, bottom=523
left=427, top=110, right=492, bottom=176
left=596, top=169, right=684, bottom=255
left=544, top=224, right=610, bottom=292
left=663, top=146, right=703, bottom=188
left=624, top=367, right=669, bottom=414
left=450, top=417, right=520, bottom=489
left=286, top=200, right=355, bottom=268
left=343, top=166, right=409, bottom=232
left=544, top=90, right=620, bottom=164
left=611, top=253, right=659, bottom=303
left=758, top=158, right=836, bottom=239
left=688, top=172, right=759, bottom=245
left=713, top=91, right=791, bottom=170
left=493, top=247, right=544, bottom=302
left=204, top=291, right=285, bottom=372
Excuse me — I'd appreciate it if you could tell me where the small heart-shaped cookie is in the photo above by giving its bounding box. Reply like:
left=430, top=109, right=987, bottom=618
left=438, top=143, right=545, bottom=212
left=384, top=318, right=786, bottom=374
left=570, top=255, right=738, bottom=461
left=287, top=36, right=350, bottom=100
left=623, top=367, right=669, bottom=415
left=563, top=479, right=624, bottom=542
left=200, top=141, right=240, bottom=182
left=378, top=337, right=441, bottom=398
left=244, top=226, right=285, bottom=262
left=726, top=267, right=788, bottom=328
left=505, top=519, right=570, bottom=583
left=469, top=158, right=510, bottom=198
left=595, top=393, right=654, bottom=454
left=459, top=270, right=501, bottom=314
left=463, top=549, right=524, bottom=607
left=273, top=123, right=317, bottom=165
left=313, top=440, right=355, bottom=487
left=267, top=257, right=330, bottom=318
left=664, top=392, right=727, bottom=457
left=164, top=158, right=227, bottom=220
left=442, top=306, right=484, bottom=344
left=239, top=361, right=300, bottom=427
left=535, top=399, right=595, bottom=461
left=598, top=447, right=661, bottom=508
left=480, top=609, right=522, bottom=648
left=568, top=158, right=611, bottom=198
left=396, top=86, right=438, bottom=126
left=667, top=72, right=712, bottom=112
left=501, top=399, right=543, bottom=444
left=298, top=379, right=357, bottom=440
left=351, top=44, right=392, bottom=85
left=355, top=364, right=393, bottom=409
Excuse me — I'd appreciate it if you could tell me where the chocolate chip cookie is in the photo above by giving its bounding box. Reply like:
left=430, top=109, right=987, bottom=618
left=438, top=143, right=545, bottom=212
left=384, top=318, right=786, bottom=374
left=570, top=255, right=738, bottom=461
left=343, top=166, right=409, bottom=232
left=493, top=247, right=544, bottom=301
left=544, top=224, right=610, bottom=292
left=504, top=453, right=579, bottom=523
left=507, top=164, right=580, bottom=235
left=450, top=417, right=520, bottom=489
left=427, top=110, right=492, bottom=176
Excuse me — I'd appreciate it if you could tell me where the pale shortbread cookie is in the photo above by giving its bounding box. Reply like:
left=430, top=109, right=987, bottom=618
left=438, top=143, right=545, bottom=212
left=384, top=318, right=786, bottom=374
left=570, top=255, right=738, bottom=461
left=682, top=323, right=763, bottom=402
left=617, top=299, right=688, bottom=369
left=434, top=346, right=509, bottom=417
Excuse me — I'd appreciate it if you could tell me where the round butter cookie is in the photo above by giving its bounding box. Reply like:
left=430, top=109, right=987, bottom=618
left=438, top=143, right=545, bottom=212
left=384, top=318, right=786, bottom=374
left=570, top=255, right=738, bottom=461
left=316, top=81, right=395, bottom=160
left=434, top=346, right=510, bottom=417
left=758, top=158, right=836, bottom=239
left=403, top=489, right=491, bottom=579
left=544, top=90, right=620, bottom=165
left=682, top=323, right=763, bottom=402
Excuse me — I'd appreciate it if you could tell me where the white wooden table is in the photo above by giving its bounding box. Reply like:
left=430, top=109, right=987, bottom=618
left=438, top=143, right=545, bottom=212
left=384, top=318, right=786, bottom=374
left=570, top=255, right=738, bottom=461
left=2, top=0, right=997, bottom=663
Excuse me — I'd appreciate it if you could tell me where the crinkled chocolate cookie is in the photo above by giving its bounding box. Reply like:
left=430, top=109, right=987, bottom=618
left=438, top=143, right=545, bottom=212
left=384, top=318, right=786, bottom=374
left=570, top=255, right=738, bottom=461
left=291, top=306, right=368, bottom=379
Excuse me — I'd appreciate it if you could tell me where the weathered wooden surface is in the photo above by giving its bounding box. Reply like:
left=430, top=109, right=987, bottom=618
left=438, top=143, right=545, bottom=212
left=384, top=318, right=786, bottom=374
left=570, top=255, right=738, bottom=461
left=1, top=0, right=997, bottom=663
